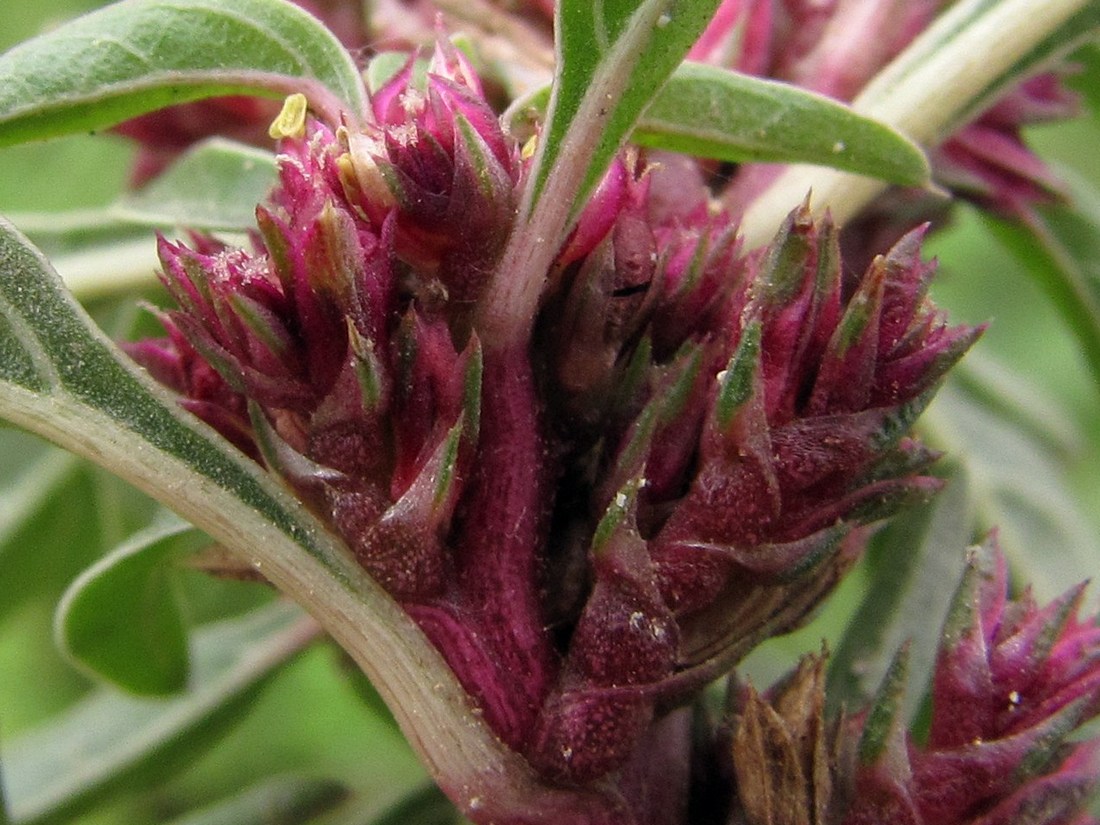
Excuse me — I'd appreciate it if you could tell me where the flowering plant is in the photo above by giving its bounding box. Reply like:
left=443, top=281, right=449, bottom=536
left=0, top=1, right=1099, bottom=823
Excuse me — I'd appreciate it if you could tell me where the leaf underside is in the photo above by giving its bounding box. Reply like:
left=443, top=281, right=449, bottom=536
left=0, top=0, right=367, bottom=148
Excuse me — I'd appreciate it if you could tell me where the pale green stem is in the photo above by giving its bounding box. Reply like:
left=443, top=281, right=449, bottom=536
left=477, top=0, right=678, bottom=348
left=738, top=0, right=1097, bottom=250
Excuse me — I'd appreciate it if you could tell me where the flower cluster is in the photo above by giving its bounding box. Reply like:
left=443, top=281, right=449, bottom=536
left=117, top=0, right=1077, bottom=224
left=121, top=3, right=1100, bottom=823
left=525, top=193, right=979, bottom=782
left=843, top=539, right=1100, bottom=825
left=720, top=539, right=1100, bottom=825
left=129, top=24, right=973, bottom=797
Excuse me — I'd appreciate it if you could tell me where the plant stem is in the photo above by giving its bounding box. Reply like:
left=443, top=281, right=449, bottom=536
left=738, top=0, right=1098, bottom=249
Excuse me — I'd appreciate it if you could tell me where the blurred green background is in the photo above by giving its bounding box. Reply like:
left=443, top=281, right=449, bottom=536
left=0, top=3, right=1098, bottom=824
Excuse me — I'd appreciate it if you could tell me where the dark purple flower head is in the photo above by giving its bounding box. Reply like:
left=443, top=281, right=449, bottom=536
left=524, top=201, right=978, bottom=782
left=339, top=38, right=520, bottom=301
left=844, top=538, right=1100, bottom=825
left=131, top=31, right=985, bottom=816
left=645, top=205, right=980, bottom=617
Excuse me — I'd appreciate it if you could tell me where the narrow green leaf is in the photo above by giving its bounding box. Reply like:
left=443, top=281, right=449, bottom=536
left=633, top=64, right=929, bottom=185
left=923, top=380, right=1098, bottom=600
left=505, top=64, right=930, bottom=186
left=528, top=0, right=722, bottom=220
left=164, top=775, right=348, bottom=825
left=55, top=519, right=210, bottom=696
left=5, top=602, right=316, bottom=825
left=982, top=207, right=1100, bottom=396
left=0, top=0, right=368, bottom=148
left=827, top=470, right=973, bottom=717
left=116, top=139, right=279, bottom=231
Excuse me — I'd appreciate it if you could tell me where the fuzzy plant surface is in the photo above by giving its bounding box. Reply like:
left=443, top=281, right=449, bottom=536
left=0, top=1, right=1099, bottom=824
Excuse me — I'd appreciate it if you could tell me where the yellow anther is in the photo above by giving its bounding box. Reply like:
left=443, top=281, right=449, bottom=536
left=521, top=134, right=538, bottom=161
left=268, top=93, right=309, bottom=140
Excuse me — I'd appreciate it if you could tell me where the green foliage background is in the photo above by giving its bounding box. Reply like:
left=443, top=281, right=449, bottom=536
left=0, top=2, right=1098, bottom=824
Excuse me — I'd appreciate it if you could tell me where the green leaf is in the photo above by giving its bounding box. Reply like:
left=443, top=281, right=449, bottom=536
left=0, top=0, right=368, bottom=148
left=116, top=139, right=279, bottom=231
left=923, top=379, right=1098, bottom=601
left=633, top=64, right=929, bottom=185
left=827, top=470, right=973, bottom=718
left=0, top=448, right=80, bottom=561
left=504, top=63, right=930, bottom=187
left=55, top=519, right=210, bottom=696
left=4, top=602, right=315, bottom=825
left=164, top=775, right=348, bottom=825
left=983, top=194, right=1100, bottom=396
left=7, top=137, right=277, bottom=297
left=0, top=460, right=120, bottom=626
left=527, top=0, right=721, bottom=221
left=12, top=139, right=277, bottom=242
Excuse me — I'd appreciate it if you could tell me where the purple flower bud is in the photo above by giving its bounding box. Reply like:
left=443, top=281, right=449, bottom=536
left=340, top=39, right=521, bottom=299
left=647, top=206, right=980, bottom=618
left=844, top=538, right=1100, bottom=825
